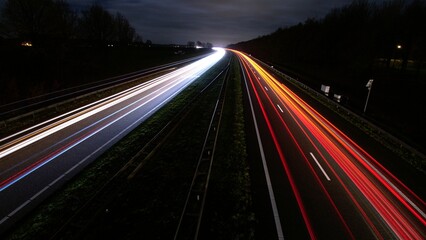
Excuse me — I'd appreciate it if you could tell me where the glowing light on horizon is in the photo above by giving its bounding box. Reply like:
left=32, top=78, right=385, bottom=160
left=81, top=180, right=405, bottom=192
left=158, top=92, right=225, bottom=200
left=20, top=41, right=32, bottom=47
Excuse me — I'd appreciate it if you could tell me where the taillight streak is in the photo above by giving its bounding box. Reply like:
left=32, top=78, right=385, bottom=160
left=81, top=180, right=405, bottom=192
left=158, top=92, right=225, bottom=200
left=239, top=52, right=425, bottom=239
left=239, top=55, right=356, bottom=239
left=240, top=56, right=317, bottom=239
left=261, top=61, right=426, bottom=224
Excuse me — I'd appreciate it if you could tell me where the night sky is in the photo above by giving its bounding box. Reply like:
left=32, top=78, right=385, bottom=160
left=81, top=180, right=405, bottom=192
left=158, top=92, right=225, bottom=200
left=41, top=0, right=387, bottom=46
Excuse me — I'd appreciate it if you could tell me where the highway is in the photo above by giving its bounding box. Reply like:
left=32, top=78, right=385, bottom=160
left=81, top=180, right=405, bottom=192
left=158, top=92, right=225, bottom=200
left=233, top=50, right=426, bottom=239
left=0, top=48, right=226, bottom=234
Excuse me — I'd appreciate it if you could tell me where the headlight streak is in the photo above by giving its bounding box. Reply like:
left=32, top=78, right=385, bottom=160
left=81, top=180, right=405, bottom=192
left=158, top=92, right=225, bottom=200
left=0, top=75, right=159, bottom=146
left=0, top=77, right=199, bottom=225
left=234, top=50, right=425, bottom=239
left=1, top=70, right=194, bottom=192
left=0, top=50, right=224, bottom=159
left=0, top=49, right=225, bottom=192
left=0, top=66, right=193, bottom=147
left=0, top=73, right=189, bottom=178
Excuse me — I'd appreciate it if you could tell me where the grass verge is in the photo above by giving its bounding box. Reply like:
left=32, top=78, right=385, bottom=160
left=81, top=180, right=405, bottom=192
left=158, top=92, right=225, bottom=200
left=0, top=49, right=212, bottom=139
left=2, top=52, right=256, bottom=239
left=199, top=55, right=255, bottom=239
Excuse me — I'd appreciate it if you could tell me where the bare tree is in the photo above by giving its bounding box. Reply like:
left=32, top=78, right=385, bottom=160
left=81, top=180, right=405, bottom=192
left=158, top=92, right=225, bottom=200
left=79, top=3, right=115, bottom=45
left=2, top=0, right=54, bottom=40
left=52, top=0, right=77, bottom=41
left=114, top=12, right=136, bottom=46
left=0, top=0, right=76, bottom=43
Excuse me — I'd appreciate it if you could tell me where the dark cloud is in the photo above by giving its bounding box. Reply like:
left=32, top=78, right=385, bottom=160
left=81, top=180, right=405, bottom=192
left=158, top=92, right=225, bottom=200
left=66, top=0, right=386, bottom=47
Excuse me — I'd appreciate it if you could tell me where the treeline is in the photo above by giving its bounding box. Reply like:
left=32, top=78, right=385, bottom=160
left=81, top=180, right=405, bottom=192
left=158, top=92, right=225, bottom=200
left=0, top=0, right=142, bottom=47
left=0, top=0, right=208, bottom=106
left=188, top=41, right=213, bottom=48
left=230, top=0, right=426, bottom=75
left=229, top=0, right=426, bottom=152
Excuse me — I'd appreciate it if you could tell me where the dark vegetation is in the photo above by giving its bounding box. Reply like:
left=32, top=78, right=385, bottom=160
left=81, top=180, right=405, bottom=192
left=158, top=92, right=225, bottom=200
left=0, top=0, right=205, bottom=106
left=229, top=0, right=426, bottom=153
left=0, top=45, right=208, bottom=105
left=3, top=54, right=254, bottom=239
left=1, top=1, right=253, bottom=238
left=199, top=56, right=254, bottom=239
left=0, top=0, right=423, bottom=238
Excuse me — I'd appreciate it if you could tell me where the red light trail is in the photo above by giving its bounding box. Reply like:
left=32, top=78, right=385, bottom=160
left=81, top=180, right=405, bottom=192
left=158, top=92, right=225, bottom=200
left=233, top=49, right=425, bottom=239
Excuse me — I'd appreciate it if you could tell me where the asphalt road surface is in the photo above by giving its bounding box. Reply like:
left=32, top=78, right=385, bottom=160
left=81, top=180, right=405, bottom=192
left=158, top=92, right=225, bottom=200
left=234, top=50, right=425, bottom=239
left=0, top=48, right=226, bottom=234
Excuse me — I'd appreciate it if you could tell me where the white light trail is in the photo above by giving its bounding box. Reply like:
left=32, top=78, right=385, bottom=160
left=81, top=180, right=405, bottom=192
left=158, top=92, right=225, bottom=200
left=0, top=49, right=225, bottom=160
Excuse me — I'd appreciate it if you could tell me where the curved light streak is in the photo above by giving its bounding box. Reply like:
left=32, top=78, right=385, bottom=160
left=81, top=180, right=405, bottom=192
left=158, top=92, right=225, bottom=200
left=0, top=49, right=225, bottom=191
left=233, top=49, right=425, bottom=239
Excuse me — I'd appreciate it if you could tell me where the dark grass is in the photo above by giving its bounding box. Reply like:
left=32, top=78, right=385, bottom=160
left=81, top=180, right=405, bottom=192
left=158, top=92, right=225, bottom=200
left=0, top=45, right=212, bottom=105
left=2, top=53, right=235, bottom=240
left=198, top=55, right=255, bottom=239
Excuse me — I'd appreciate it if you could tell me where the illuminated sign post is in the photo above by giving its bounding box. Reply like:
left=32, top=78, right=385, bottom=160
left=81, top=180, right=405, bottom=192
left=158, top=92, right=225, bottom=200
left=364, top=79, right=374, bottom=113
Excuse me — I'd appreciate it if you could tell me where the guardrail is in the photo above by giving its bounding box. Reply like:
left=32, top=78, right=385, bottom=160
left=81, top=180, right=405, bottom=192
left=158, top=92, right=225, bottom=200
left=0, top=54, right=211, bottom=134
left=251, top=56, right=425, bottom=174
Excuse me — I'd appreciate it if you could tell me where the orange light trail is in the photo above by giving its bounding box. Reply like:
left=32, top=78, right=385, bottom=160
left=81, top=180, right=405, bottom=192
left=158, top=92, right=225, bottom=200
left=232, top=49, right=425, bottom=239
left=238, top=52, right=317, bottom=239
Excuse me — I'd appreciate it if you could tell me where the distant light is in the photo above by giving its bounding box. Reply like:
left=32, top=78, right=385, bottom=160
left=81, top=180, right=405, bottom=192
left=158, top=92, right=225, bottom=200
left=212, top=47, right=225, bottom=55
left=21, top=41, right=32, bottom=47
left=195, top=46, right=203, bottom=49
left=397, top=44, right=402, bottom=49
left=108, top=44, right=114, bottom=47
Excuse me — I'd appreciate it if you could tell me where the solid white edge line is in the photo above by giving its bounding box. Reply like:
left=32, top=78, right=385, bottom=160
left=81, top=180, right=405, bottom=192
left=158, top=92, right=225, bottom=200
left=241, top=60, right=284, bottom=240
left=309, top=152, right=331, bottom=181
left=0, top=52, right=225, bottom=227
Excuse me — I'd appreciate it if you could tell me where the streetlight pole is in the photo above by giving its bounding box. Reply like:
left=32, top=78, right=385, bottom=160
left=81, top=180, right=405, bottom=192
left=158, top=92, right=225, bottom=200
left=364, top=79, right=374, bottom=113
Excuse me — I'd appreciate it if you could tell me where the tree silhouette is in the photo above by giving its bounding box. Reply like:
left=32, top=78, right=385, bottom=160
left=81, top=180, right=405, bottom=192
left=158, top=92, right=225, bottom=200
left=0, top=0, right=76, bottom=44
left=230, top=0, right=426, bottom=73
left=114, top=12, right=136, bottom=46
left=78, top=4, right=115, bottom=45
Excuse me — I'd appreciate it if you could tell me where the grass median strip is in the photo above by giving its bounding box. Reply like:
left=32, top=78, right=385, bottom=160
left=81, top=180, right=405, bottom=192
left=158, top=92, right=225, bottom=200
left=199, top=55, right=255, bottom=239
left=3, top=53, right=256, bottom=239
